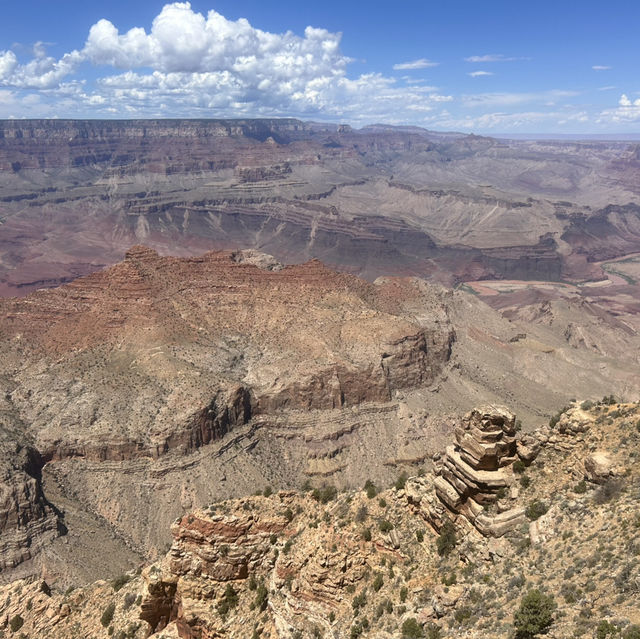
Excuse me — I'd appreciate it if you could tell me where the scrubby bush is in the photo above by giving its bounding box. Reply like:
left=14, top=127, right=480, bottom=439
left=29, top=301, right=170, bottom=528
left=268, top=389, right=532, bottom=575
left=623, top=626, right=640, bottom=639
left=312, top=485, right=338, bottom=504
left=364, top=480, right=378, bottom=499
left=436, top=521, right=457, bottom=556
left=362, top=527, right=372, bottom=541
left=416, top=529, right=424, bottom=542
left=513, top=460, right=526, bottom=474
left=525, top=500, right=548, bottom=521
left=217, top=584, right=239, bottom=618
left=262, top=486, right=273, bottom=497
left=10, top=615, right=24, bottom=632
left=520, top=475, right=531, bottom=488
left=111, top=574, right=132, bottom=592
left=100, top=602, right=115, bottom=628
left=401, top=617, right=424, bottom=638
left=379, top=519, right=393, bottom=533
left=574, top=480, right=587, bottom=494
left=513, top=589, right=555, bottom=638
left=254, top=583, right=268, bottom=611
left=596, top=620, right=619, bottom=639
left=395, top=472, right=408, bottom=490
left=372, top=573, right=384, bottom=591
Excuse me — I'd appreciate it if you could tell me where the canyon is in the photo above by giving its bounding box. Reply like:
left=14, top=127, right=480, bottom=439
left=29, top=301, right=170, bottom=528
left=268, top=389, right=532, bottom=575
left=1, top=119, right=639, bottom=297
left=0, top=119, right=639, bottom=637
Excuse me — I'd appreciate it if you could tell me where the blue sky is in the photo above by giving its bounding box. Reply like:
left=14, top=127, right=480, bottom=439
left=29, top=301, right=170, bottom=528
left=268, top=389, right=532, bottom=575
left=0, top=0, right=639, bottom=133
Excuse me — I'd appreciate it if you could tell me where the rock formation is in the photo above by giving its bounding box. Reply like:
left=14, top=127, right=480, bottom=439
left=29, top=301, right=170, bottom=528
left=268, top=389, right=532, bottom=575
left=407, top=406, right=529, bottom=537
left=0, top=416, right=60, bottom=571
left=0, top=400, right=639, bottom=639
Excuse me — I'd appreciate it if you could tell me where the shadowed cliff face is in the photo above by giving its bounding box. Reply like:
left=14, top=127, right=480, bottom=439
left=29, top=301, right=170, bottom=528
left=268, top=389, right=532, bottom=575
left=1, top=119, right=638, bottom=296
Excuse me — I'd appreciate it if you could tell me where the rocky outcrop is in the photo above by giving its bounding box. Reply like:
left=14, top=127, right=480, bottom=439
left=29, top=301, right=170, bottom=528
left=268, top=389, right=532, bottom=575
left=0, top=422, right=60, bottom=571
left=407, top=406, right=529, bottom=537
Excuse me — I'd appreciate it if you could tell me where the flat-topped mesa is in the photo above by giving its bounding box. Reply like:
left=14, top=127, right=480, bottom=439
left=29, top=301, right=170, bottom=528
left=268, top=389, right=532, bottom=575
left=408, top=405, right=533, bottom=538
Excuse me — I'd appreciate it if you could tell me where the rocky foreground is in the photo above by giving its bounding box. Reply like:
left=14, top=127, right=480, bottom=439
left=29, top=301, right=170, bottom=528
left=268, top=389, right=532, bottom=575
left=1, top=400, right=638, bottom=638
left=0, top=248, right=639, bottom=588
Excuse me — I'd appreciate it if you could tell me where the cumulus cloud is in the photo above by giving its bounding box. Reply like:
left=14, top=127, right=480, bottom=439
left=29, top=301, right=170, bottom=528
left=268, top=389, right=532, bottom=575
left=392, top=58, right=439, bottom=70
left=0, top=3, right=454, bottom=122
left=468, top=71, right=493, bottom=77
left=592, top=65, right=612, bottom=71
left=465, top=54, right=527, bottom=63
left=618, top=94, right=640, bottom=107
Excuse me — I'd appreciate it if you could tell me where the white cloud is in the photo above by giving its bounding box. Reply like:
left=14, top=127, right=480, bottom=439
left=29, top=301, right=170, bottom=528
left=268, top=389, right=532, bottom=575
left=595, top=94, right=640, bottom=125
left=592, top=65, right=612, bottom=71
left=465, top=54, right=527, bottom=63
left=618, top=94, right=640, bottom=107
left=439, top=109, right=588, bottom=131
left=392, top=58, right=439, bottom=70
left=468, top=71, right=493, bottom=78
left=463, top=90, right=579, bottom=108
left=598, top=86, right=616, bottom=91
left=0, top=3, right=455, bottom=123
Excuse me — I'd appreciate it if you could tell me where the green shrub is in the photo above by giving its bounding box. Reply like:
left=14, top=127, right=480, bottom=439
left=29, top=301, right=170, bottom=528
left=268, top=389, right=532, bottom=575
left=574, top=480, right=587, bottom=494
left=100, top=603, right=115, bottom=628
left=436, top=521, right=457, bottom=556
left=362, top=527, right=372, bottom=541
left=372, top=573, right=384, bottom=592
left=581, top=400, right=595, bottom=411
left=312, top=485, right=338, bottom=504
left=513, top=460, right=526, bottom=474
left=395, top=472, right=408, bottom=490
left=352, top=590, right=367, bottom=611
left=400, top=586, right=408, bottom=602
left=111, top=574, right=132, bottom=592
left=217, top=584, right=239, bottom=618
left=416, top=529, right=424, bottom=542
left=379, top=519, right=393, bottom=533
left=513, top=589, right=555, bottom=638
left=442, top=571, right=457, bottom=586
left=596, top=620, right=619, bottom=639
left=263, top=486, right=273, bottom=497
left=378, top=497, right=387, bottom=508
left=401, top=617, right=424, bottom=638
left=623, top=625, right=640, bottom=639
left=10, top=615, right=24, bottom=632
left=254, top=583, right=268, bottom=611
left=425, top=623, right=442, bottom=639
left=364, top=480, right=378, bottom=499
left=520, top=475, right=531, bottom=488
left=525, top=500, right=548, bottom=521
left=283, top=508, right=294, bottom=522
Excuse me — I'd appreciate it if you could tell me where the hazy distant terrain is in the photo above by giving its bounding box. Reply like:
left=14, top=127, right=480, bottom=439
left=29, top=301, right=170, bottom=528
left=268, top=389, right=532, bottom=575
left=1, top=119, right=639, bottom=297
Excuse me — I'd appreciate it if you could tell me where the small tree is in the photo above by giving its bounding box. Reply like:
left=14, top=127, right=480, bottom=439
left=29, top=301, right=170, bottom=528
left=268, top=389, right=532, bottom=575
left=513, top=589, right=556, bottom=638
